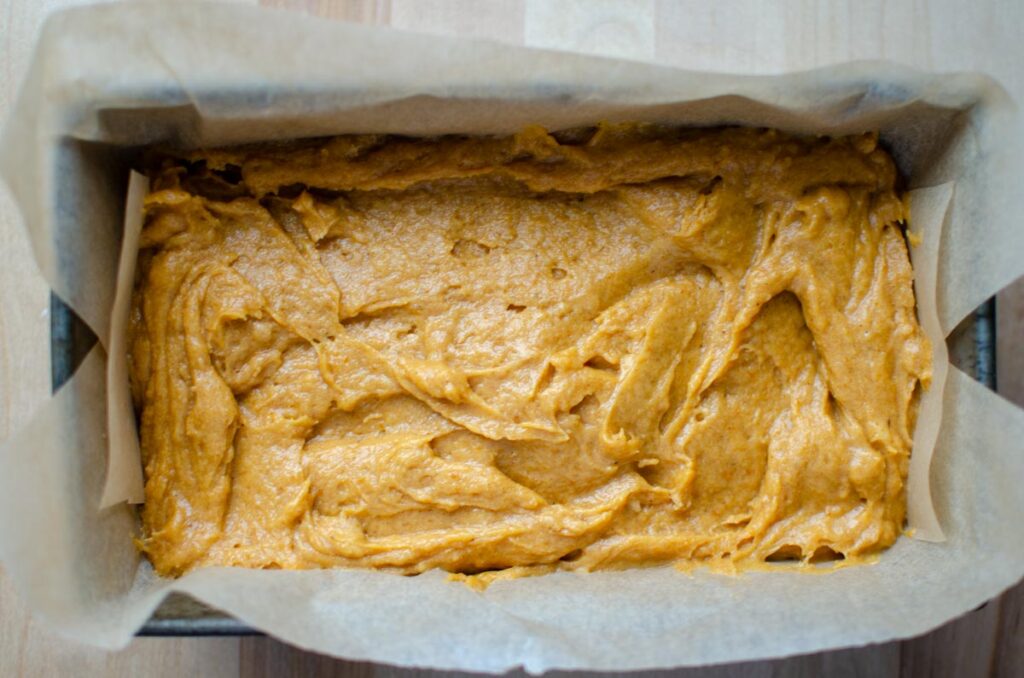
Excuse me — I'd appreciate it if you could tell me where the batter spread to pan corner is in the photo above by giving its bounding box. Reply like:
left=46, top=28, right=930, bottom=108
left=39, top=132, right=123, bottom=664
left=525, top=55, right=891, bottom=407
left=129, top=124, right=932, bottom=577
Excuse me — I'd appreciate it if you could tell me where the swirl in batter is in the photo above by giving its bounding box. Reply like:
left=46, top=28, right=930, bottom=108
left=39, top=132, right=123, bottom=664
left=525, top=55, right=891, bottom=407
left=130, top=125, right=931, bottom=576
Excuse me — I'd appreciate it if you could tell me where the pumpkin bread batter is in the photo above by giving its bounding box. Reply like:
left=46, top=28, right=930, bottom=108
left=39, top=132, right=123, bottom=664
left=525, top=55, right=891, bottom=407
left=130, top=125, right=931, bottom=577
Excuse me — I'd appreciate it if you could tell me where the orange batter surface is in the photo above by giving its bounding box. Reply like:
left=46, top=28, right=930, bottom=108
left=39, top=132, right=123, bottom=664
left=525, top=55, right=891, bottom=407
left=130, top=125, right=931, bottom=577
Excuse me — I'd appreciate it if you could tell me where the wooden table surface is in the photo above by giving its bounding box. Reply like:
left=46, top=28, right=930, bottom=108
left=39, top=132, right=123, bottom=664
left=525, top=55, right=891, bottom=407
left=1, top=1, right=1021, bottom=676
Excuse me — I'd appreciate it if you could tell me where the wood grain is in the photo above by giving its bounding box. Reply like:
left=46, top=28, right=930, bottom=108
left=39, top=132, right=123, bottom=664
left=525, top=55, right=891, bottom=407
left=993, top=276, right=1024, bottom=678
left=238, top=635, right=903, bottom=678
left=0, top=1, right=1021, bottom=676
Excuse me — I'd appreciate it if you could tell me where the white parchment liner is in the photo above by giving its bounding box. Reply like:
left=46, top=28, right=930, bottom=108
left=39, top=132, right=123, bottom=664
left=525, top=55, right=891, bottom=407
left=1, top=3, right=1022, bottom=673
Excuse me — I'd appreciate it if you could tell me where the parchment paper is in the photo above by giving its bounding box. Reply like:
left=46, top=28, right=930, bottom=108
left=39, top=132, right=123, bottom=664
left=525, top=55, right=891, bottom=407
left=100, top=172, right=146, bottom=508
left=1, top=2, right=1023, bottom=673
left=905, top=184, right=953, bottom=542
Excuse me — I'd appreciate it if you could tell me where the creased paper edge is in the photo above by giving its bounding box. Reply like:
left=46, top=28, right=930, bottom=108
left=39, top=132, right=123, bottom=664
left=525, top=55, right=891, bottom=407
left=100, top=172, right=147, bottom=507
left=906, top=184, right=954, bottom=541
